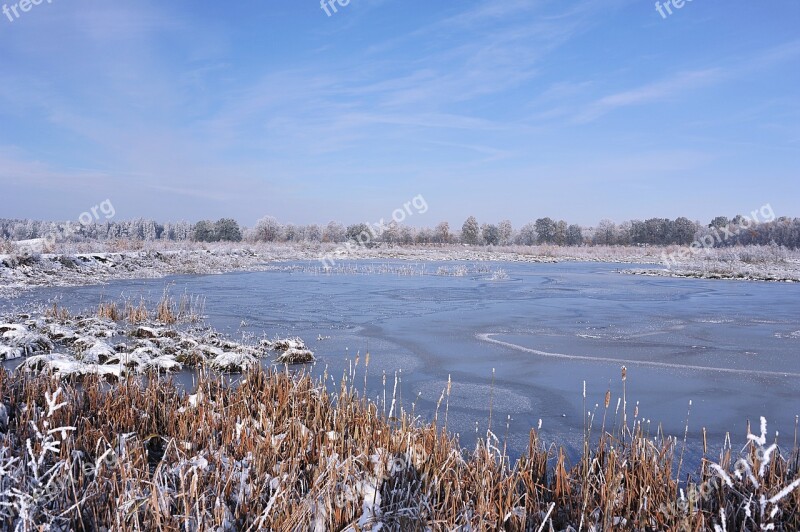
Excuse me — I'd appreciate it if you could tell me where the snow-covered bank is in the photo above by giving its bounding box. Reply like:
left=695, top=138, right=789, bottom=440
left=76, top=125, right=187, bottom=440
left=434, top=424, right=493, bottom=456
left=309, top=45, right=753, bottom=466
left=2, top=243, right=798, bottom=298
left=0, top=309, right=315, bottom=374
left=0, top=244, right=646, bottom=298
left=624, top=258, right=800, bottom=283
left=625, top=268, right=800, bottom=282
left=0, top=248, right=274, bottom=298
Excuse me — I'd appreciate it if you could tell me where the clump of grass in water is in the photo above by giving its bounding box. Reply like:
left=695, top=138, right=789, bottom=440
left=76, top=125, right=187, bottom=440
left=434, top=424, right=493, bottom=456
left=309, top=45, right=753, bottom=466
left=44, top=301, right=70, bottom=320
left=154, top=288, right=205, bottom=324
left=155, top=289, right=177, bottom=324
left=97, top=290, right=205, bottom=325
left=125, top=298, right=149, bottom=323
left=96, top=300, right=121, bottom=321
left=0, top=365, right=796, bottom=530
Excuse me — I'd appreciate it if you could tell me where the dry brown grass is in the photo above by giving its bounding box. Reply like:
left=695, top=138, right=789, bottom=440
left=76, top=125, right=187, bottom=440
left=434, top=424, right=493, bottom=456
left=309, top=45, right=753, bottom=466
left=96, top=291, right=205, bottom=326
left=0, top=365, right=797, bottom=531
left=96, top=301, right=122, bottom=321
left=44, top=302, right=70, bottom=320
left=175, top=292, right=205, bottom=323
left=125, top=299, right=149, bottom=323
left=155, top=291, right=177, bottom=324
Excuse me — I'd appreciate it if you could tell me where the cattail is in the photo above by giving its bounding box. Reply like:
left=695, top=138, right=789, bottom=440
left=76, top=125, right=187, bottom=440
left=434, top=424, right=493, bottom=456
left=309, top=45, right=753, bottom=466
left=604, top=390, right=611, bottom=409
left=621, top=366, right=627, bottom=381
left=703, top=427, right=708, bottom=455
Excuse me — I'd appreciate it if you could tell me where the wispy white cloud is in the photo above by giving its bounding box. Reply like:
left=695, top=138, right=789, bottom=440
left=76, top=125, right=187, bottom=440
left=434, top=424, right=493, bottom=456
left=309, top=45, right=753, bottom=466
left=1, top=0, right=798, bottom=224
left=569, top=40, right=800, bottom=124
left=0, top=146, right=115, bottom=190
left=574, top=69, right=724, bottom=123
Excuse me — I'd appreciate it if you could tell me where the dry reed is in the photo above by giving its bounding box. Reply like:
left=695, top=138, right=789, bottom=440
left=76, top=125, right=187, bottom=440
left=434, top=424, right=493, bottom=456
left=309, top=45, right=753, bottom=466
left=0, top=364, right=797, bottom=531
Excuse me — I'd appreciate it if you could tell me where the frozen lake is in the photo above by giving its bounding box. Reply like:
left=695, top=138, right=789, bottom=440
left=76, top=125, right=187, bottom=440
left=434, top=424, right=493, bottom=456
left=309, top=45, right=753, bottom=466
left=4, top=261, right=800, bottom=461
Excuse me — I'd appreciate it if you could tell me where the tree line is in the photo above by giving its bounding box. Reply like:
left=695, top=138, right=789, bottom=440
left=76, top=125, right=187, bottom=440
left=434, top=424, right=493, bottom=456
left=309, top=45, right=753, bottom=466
left=1, top=214, right=799, bottom=249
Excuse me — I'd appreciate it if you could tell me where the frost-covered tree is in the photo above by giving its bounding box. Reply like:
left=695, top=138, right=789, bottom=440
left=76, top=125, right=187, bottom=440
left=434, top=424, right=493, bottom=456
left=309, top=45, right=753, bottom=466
left=672, top=217, right=697, bottom=245
left=498, top=220, right=513, bottom=246
left=287, top=224, right=305, bottom=242
left=643, top=218, right=671, bottom=245
left=461, top=216, right=480, bottom=245
left=323, top=221, right=346, bottom=243
left=174, top=221, right=191, bottom=241
left=709, top=216, right=730, bottom=229
left=517, top=223, right=537, bottom=246
left=163, top=221, right=190, bottom=241
left=142, top=220, right=158, bottom=241
left=554, top=220, right=568, bottom=246
left=306, top=224, right=323, bottom=242
left=381, top=221, right=400, bottom=244
left=346, top=223, right=374, bottom=245
left=415, top=227, right=434, bottom=244
left=595, top=219, right=617, bottom=246
left=435, top=221, right=451, bottom=244
left=215, top=218, right=243, bottom=242
left=400, top=225, right=415, bottom=244
left=191, top=220, right=216, bottom=242
left=535, top=218, right=557, bottom=244
left=24, top=219, right=39, bottom=239
left=252, top=216, right=282, bottom=242
left=566, top=224, right=584, bottom=246
left=481, top=224, right=500, bottom=246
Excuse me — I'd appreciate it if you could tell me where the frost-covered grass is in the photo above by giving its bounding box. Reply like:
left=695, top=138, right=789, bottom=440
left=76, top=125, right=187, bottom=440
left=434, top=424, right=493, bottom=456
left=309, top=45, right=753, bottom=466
left=624, top=244, right=800, bottom=282
left=628, top=254, right=800, bottom=283
left=0, top=359, right=798, bottom=529
left=0, top=302, right=315, bottom=375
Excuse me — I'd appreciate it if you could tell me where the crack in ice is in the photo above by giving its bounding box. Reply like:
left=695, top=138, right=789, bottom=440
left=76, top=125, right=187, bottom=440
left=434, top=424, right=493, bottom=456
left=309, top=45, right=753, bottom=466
left=477, top=333, right=800, bottom=378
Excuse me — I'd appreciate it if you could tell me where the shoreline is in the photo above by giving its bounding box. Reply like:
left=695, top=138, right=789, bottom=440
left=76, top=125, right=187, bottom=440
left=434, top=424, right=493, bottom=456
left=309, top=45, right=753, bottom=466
left=2, top=244, right=799, bottom=299
left=625, top=268, right=800, bottom=283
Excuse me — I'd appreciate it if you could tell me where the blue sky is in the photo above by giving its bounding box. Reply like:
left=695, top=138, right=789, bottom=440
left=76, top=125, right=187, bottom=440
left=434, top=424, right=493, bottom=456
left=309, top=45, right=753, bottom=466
left=1, top=0, right=798, bottom=227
